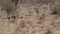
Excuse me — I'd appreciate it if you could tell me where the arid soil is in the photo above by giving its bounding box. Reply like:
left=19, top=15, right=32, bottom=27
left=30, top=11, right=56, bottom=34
left=0, top=2, right=60, bottom=34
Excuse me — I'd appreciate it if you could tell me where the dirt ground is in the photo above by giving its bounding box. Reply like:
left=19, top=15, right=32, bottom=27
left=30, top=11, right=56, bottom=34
left=0, top=3, right=60, bottom=34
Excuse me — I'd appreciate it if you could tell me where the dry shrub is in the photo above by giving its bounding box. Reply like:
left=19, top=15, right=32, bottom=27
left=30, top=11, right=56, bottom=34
left=51, top=4, right=60, bottom=16
left=1, top=0, right=15, bottom=14
left=1, top=0, right=16, bottom=20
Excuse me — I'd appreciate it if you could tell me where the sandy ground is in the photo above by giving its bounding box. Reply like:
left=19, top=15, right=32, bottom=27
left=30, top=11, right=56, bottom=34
left=0, top=4, right=60, bottom=34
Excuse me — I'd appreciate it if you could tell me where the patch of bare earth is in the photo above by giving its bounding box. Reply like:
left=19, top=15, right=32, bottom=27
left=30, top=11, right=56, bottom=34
left=0, top=3, right=60, bottom=34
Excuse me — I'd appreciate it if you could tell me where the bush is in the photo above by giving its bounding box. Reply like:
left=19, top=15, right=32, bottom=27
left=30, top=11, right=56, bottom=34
left=2, top=0, right=15, bottom=14
left=51, top=4, right=60, bottom=16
